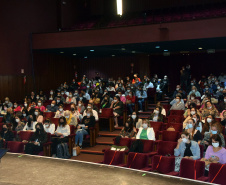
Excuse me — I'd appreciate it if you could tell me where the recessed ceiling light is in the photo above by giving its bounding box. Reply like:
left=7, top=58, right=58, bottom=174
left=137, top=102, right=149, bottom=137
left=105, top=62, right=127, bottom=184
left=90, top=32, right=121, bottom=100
left=84, top=56, right=87, bottom=58
left=132, top=51, right=136, bottom=53
left=73, top=54, right=76, bottom=56
left=164, top=50, right=168, bottom=52
left=155, top=46, right=160, bottom=49
left=121, top=48, right=126, bottom=50
left=90, top=50, right=94, bottom=52
left=60, top=52, right=64, bottom=54
left=112, top=55, right=115, bottom=57
left=198, top=47, right=203, bottom=50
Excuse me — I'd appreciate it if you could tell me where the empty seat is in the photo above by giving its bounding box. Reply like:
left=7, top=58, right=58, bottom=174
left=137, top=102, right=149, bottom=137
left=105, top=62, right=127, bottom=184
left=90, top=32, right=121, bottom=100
left=125, top=152, right=150, bottom=170
left=152, top=155, right=175, bottom=174
left=168, top=116, right=184, bottom=123
left=18, top=131, right=34, bottom=141
left=161, top=131, right=179, bottom=142
left=7, top=141, right=24, bottom=153
left=157, top=141, right=177, bottom=156
left=102, top=150, right=125, bottom=165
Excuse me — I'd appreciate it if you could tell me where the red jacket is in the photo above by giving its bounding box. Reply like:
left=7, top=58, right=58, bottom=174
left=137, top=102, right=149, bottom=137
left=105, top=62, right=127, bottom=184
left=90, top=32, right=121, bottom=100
left=126, top=95, right=136, bottom=103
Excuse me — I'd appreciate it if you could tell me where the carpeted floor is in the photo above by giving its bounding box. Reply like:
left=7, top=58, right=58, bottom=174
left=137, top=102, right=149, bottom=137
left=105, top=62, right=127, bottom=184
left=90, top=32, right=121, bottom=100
left=0, top=153, right=210, bottom=185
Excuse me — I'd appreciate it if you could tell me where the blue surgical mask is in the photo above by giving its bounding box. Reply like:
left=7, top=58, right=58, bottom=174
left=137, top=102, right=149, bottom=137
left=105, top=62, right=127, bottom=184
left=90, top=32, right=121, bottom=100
left=211, top=130, right=217, bottom=134
left=188, top=123, right=193, bottom=129
left=196, top=127, right=201, bottom=131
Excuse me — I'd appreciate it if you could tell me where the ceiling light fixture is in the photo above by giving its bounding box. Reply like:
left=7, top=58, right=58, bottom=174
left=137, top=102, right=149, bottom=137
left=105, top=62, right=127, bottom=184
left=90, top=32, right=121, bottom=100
left=198, top=47, right=203, bottom=50
left=155, top=46, right=160, bottom=49
left=116, top=0, right=123, bottom=16
left=121, top=48, right=126, bottom=50
left=73, top=54, right=76, bottom=56
left=60, top=52, right=64, bottom=54
left=84, top=56, right=88, bottom=58
left=164, top=50, right=168, bottom=52
left=90, top=50, right=94, bottom=52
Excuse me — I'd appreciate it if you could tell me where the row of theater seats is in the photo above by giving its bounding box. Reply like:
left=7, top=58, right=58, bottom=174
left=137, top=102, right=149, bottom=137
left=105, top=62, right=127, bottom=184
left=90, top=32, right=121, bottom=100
left=101, top=150, right=226, bottom=184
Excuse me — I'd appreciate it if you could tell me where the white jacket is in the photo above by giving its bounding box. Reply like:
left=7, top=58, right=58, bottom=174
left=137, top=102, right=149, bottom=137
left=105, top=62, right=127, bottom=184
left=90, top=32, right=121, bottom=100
left=136, top=127, right=155, bottom=141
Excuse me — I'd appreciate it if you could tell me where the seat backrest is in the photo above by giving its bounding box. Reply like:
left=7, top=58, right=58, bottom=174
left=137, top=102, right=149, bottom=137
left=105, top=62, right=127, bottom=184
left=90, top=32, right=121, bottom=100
left=209, top=163, right=226, bottom=185
left=162, top=131, right=179, bottom=142
left=126, top=152, right=149, bottom=169
left=101, top=108, right=114, bottom=117
left=103, top=150, right=125, bottom=165
left=7, top=141, right=24, bottom=153
left=18, top=131, right=34, bottom=141
left=140, top=139, right=154, bottom=153
left=168, top=123, right=183, bottom=132
left=0, top=117, right=3, bottom=123
left=147, top=88, right=156, bottom=97
left=43, top=112, right=54, bottom=118
left=69, top=125, right=74, bottom=134
left=157, top=141, right=177, bottom=156
left=113, top=138, right=131, bottom=148
left=170, top=110, right=184, bottom=116
left=149, top=122, right=162, bottom=132
left=179, top=158, right=205, bottom=179
left=168, top=116, right=183, bottom=123
left=199, top=144, right=204, bottom=158
left=64, top=104, right=71, bottom=111
left=0, top=123, right=4, bottom=131
left=152, top=155, right=175, bottom=174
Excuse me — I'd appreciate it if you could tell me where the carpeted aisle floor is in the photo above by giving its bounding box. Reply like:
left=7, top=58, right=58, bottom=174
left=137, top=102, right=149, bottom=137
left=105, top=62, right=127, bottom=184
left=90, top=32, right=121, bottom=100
left=0, top=153, right=210, bottom=185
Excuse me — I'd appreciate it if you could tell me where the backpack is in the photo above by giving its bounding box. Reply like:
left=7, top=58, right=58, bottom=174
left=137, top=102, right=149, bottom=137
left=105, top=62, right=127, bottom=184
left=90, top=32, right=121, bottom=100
left=56, top=143, right=71, bottom=159
left=129, top=140, right=143, bottom=153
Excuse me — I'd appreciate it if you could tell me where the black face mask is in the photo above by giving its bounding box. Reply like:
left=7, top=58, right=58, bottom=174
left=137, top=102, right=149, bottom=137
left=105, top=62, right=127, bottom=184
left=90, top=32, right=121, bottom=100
left=59, top=122, right=64, bottom=125
left=2, top=128, right=7, bottom=132
left=71, top=108, right=75, bottom=111
left=36, top=128, right=40, bottom=132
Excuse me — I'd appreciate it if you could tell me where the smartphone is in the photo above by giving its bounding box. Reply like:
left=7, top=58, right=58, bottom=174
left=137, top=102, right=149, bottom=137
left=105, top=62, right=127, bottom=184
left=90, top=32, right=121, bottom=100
left=211, top=155, right=215, bottom=158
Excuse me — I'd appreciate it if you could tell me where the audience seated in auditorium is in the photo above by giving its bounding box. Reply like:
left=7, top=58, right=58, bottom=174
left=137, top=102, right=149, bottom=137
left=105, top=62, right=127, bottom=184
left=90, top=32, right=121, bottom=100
left=185, top=93, right=200, bottom=108
left=83, top=103, right=99, bottom=121
left=35, top=100, right=45, bottom=112
left=136, top=86, right=147, bottom=112
left=51, top=116, right=70, bottom=156
left=156, top=102, right=166, bottom=116
left=23, top=115, right=37, bottom=131
left=24, top=123, right=47, bottom=155
left=119, top=118, right=136, bottom=139
left=66, top=91, right=77, bottom=104
left=126, top=91, right=136, bottom=115
left=100, top=95, right=111, bottom=110
left=75, top=109, right=95, bottom=149
left=13, top=102, right=21, bottom=113
left=173, top=85, right=186, bottom=99
left=3, top=108, right=14, bottom=124
left=136, top=119, right=155, bottom=140
left=149, top=107, right=163, bottom=122
left=201, top=101, right=219, bottom=119
left=110, top=96, right=123, bottom=128
left=183, top=104, right=201, bottom=119
left=77, top=100, right=85, bottom=114
left=43, top=118, right=55, bottom=134
left=3, top=97, right=13, bottom=108
left=70, top=103, right=82, bottom=121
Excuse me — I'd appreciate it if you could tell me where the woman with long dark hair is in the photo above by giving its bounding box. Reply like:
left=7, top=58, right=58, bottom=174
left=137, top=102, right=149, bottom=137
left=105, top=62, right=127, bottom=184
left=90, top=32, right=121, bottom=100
left=119, top=118, right=136, bottom=139
left=24, top=123, right=47, bottom=155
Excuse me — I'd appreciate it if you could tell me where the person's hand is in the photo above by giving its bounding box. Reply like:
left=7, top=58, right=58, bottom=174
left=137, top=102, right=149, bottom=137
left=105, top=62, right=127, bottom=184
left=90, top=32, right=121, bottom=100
left=214, top=156, right=220, bottom=161
left=77, top=126, right=81, bottom=129
left=204, top=141, right=209, bottom=145
left=55, top=131, right=58, bottom=136
left=125, top=136, right=128, bottom=138
left=177, top=138, right=182, bottom=144
left=34, top=142, right=39, bottom=145
left=184, top=156, right=193, bottom=160
left=22, top=140, right=28, bottom=143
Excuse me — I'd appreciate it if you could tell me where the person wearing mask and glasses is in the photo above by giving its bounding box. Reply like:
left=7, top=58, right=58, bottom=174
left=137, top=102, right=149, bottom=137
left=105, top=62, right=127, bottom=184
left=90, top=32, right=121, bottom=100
left=54, top=104, right=65, bottom=118
left=131, top=112, right=142, bottom=129
left=136, top=119, right=155, bottom=140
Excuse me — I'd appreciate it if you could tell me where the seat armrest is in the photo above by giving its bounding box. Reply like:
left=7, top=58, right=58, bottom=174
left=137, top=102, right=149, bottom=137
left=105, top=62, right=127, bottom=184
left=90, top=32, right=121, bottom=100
left=166, top=171, right=179, bottom=176
left=141, top=167, right=152, bottom=171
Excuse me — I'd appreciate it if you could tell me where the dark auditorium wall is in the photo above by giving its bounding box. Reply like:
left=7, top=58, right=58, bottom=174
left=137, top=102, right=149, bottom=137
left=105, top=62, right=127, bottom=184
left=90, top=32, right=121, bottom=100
left=149, top=52, right=225, bottom=90
left=0, top=0, right=58, bottom=101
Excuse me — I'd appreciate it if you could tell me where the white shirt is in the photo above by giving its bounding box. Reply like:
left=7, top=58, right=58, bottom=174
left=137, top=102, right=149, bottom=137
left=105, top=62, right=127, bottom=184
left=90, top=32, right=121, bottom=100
left=23, top=121, right=37, bottom=131
left=66, top=97, right=77, bottom=104
left=56, top=125, right=70, bottom=137
left=146, top=82, right=154, bottom=88
left=44, top=124, right=55, bottom=134
left=136, top=127, right=155, bottom=141
left=161, top=108, right=166, bottom=116
left=83, top=109, right=99, bottom=121
left=83, top=93, right=90, bottom=100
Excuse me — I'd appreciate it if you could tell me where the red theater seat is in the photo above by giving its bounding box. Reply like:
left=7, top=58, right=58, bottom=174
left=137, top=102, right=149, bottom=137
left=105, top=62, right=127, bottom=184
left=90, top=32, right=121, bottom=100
left=151, top=155, right=175, bottom=174
left=170, top=110, right=184, bottom=116
left=157, top=141, right=177, bottom=156
left=101, top=150, right=125, bottom=165
left=99, top=108, right=114, bottom=132
left=7, top=141, right=24, bottom=153
left=43, top=112, right=55, bottom=118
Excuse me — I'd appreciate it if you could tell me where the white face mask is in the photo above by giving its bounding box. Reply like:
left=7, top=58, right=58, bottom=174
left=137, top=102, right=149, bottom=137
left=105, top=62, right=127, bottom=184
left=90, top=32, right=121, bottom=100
left=87, top=113, right=91, bottom=117
left=207, top=118, right=212, bottom=123
left=59, top=108, right=63, bottom=112
left=208, top=106, right=212, bottom=109
left=212, top=142, right=219, bottom=148
left=142, top=123, right=148, bottom=129
left=193, top=118, right=197, bottom=122
left=16, top=119, right=20, bottom=123
left=50, top=91, right=53, bottom=94
left=36, top=96, right=39, bottom=99
left=34, top=112, right=38, bottom=116
left=78, top=104, right=82, bottom=107
left=87, top=106, right=91, bottom=109
left=176, top=88, right=179, bottom=91
left=69, top=94, right=72, bottom=97
left=154, top=110, right=159, bottom=114
left=23, top=114, right=26, bottom=117
left=217, top=86, right=220, bottom=90
left=57, top=100, right=60, bottom=103
left=192, top=89, right=196, bottom=93
left=51, top=104, right=55, bottom=107
left=38, top=103, right=41, bottom=106
left=14, top=105, right=17, bottom=108
left=175, top=99, right=180, bottom=102
left=131, top=115, right=136, bottom=119
left=114, top=100, right=117, bottom=102
left=5, top=101, right=8, bottom=104
left=191, top=97, right=195, bottom=100
left=24, top=103, right=27, bottom=107
left=182, top=138, right=188, bottom=143
left=65, top=116, right=69, bottom=119
left=190, top=111, right=196, bottom=115
left=187, top=123, right=193, bottom=129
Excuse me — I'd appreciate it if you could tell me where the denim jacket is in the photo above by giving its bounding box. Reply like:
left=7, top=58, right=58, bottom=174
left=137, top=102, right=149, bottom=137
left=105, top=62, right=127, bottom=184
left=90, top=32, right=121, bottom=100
left=174, top=140, right=200, bottom=160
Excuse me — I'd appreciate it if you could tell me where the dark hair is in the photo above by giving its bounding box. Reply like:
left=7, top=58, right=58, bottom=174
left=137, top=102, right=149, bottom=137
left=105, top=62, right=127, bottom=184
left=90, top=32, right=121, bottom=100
left=181, top=131, right=191, bottom=140
left=59, top=116, right=66, bottom=127
left=114, top=96, right=120, bottom=101
left=131, top=111, right=139, bottom=124
left=210, top=134, right=222, bottom=147
left=44, top=118, right=51, bottom=124
left=125, top=118, right=134, bottom=132
left=34, top=122, right=46, bottom=136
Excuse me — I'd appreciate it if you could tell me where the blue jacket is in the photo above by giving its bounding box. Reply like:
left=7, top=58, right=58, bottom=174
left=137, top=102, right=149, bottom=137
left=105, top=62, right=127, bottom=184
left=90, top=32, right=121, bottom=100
left=174, top=140, right=200, bottom=160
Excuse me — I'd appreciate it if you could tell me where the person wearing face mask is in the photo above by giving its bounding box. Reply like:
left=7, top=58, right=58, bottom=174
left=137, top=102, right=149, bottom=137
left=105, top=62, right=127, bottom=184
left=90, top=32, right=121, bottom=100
left=203, top=85, right=213, bottom=94
left=14, top=116, right=25, bottom=134
left=81, top=90, right=91, bottom=100
left=35, top=100, right=45, bottom=112
left=170, top=95, right=185, bottom=111
left=220, top=111, right=226, bottom=128
left=218, top=96, right=226, bottom=112
left=51, top=116, right=70, bottom=156
left=185, top=94, right=200, bottom=108
left=126, top=92, right=136, bottom=115
left=201, top=124, right=225, bottom=151
left=21, top=110, right=28, bottom=123
left=119, top=118, right=137, bottom=139
left=188, top=86, right=201, bottom=99
left=66, top=92, right=77, bottom=104
left=49, top=90, right=55, bottom=100
left=0, top=123, right=14, bottom=148
left=100, top=96, right=111, bottom=109
left=183, top=104, right=202, bottom=119
left=136, top=119, right=155, bottom=140
left=149, top=107, right=163, bottom=122
left=202, top=134, right=226, bottom=172
left=184, top=119, right=202, bottom=144
left=83, top=103, right=99, bottom=121
left=43, top=118, right=55, bottom=135
left=77, top=100, right=85, bottom=114
left=201, top=115, right=219, bottom=134
left=23, top=115, right=37, bottom=131
left=130, top=112, right=142, bottom=128
left=173, top=85, right=186, bottom=99
left=56, top=96, right=64, bottom=107
left=75, top=110, right=95, bottom=148
left=3, top=97, right=13, bottom=108
left=29, top=92, right=36, bottom=103
left=13, top=102, right=21, bottom=113
left=174, top=132, right=200, bottom=171
left=64, top=110, right=77, bottom=126
left=46, top=100, right=58, bottom=112
left=54, top=104, right=65, bottom=118
left=24, top=123, right=47, bottom=155
left=136, top=86, right=147, bottom=112
left=124, top=87, right=132, bottom=96
left=74, top=90, right=79, bottom=99
left=3, top=108, right=14, bottom=124
left=110, top=96, right=124, bottom=128
left=70, top=103, right=83, bottom=121
left=201, top=101, right=219, bottom=119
